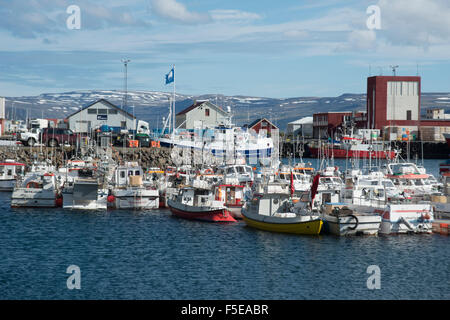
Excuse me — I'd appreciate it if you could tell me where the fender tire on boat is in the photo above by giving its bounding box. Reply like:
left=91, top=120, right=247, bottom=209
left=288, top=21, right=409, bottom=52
left=347, top=214, right=359, bottom=230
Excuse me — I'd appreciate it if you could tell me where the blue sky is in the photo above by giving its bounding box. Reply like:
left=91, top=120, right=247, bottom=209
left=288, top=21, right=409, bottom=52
left=0, top=0, right=449, bottom=98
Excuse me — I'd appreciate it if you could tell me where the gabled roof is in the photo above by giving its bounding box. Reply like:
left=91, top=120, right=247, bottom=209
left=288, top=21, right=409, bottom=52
left=248, top=117, right=278, bottom=129
left=176, top=100, right=228, bottom=116
left=288, top=117, right=313, bottom=125
left=67, top=99, right=136, bottom=119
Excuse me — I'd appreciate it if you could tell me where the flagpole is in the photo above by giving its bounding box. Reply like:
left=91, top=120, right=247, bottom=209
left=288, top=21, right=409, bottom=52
left=172, top=64, right=176, bottom=139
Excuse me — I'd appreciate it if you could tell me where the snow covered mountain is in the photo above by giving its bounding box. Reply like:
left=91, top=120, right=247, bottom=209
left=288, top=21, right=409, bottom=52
left=4, top=90, right=450, bottom=130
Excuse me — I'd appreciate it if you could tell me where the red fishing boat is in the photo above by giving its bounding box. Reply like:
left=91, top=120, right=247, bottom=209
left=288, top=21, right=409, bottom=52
left=309, top=136, right=396, bottom=159
left=168, top=187, right=236, bottom=222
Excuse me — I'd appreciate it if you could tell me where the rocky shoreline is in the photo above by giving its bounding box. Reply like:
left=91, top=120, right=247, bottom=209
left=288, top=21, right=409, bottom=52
left=0, top=146, right=174, bottom=170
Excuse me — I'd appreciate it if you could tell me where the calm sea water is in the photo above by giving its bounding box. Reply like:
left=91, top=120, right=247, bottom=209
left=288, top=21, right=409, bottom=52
left=0, top=159, right=448, bottom=300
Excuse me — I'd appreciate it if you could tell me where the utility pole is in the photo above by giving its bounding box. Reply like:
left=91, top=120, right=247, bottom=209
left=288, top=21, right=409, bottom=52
left=122, top=58, right=131, bottom=110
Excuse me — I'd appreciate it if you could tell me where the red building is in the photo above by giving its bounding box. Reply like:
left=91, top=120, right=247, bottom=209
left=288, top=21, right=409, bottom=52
left=313, top=111, right=366, bottom=139
left=367, top=76, right=421, bottom=138
left=247, top=118, right=278, bottom=136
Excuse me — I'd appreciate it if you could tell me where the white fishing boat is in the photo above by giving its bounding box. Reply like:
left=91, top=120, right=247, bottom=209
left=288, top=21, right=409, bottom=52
left=320, top=203, right=381, bottom=236
left=0, top=160, right=25, bottom=191
left=384, top=162, right=437, bottom=196
left=11, top=172, right=62, bottom=208
left=62, top=167, right=108, bottom=210
left=376, top=203, right=434, bottom=234
left=109, top=162, right=159, bottom=210
left=217, top=164, right=254, bottom=184
left=276, top=166, right=311, bottom=193
left=159, top=125, right=274, bottom=165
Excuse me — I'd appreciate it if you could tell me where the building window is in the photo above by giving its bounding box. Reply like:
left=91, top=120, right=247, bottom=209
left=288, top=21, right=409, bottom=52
left=108, top=109, right=118, bottom=115
left=205, top=109, right=210, bottom=117
left=98, top=109, right=108, bottom=114
left=406, top=110, right=412, bottom=120
left=87, top=109, right=97, bottom=114
left=121, top=121, right=126, bottom=129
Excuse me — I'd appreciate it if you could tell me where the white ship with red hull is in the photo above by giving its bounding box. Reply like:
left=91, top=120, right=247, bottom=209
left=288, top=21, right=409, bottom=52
left=309, top=135, right=396, bottom=160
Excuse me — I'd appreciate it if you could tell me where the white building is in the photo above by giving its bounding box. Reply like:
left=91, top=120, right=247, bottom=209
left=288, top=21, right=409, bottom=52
left=425, top=108, right=450, bottom=120
left=286, top=117, right=313, bottom=137
left=67, top=99, right=136, bottom=133
left=175, top=100, right=230, bottom=129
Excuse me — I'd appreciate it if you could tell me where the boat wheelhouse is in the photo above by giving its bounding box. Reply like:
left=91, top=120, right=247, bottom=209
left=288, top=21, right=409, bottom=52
left=0, top=160, right=25, bottom=191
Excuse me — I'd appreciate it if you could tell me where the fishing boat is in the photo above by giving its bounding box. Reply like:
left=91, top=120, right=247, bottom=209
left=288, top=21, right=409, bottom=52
left=320, top=203, right=381, bottom=236
left=158, top=125, right=274, bottom=165
left=146, top=167, right=172, bottom=208
left=0, top=160, right=25, bottom=191
left=384, top=162, right=438, bottom=196
left=213, top=182, right=246, bottom=219
left=168, top=187, right=236, bottom=222
left=217, top=164, right=254, bottom=184
left=309, top=135, right=396, bottom=160
left=109, top=162, right=159, bottom=210
left=376, top=203, right=434, bottom=234
left=62, top=167, right=108, bottom=210
left=276, top=166, right=311, bottom=193
left=11, top=172, right=62, bottom=208
left=241, top=190, right=322, bottom=235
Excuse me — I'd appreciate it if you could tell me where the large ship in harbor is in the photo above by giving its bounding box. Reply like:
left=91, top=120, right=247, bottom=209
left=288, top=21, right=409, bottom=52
left=156, top=126, right=274, bottom=165
left=308, top=129, right=396, bottom=160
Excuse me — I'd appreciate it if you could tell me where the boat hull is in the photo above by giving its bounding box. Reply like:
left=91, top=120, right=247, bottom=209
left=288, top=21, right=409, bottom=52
left=226, top=204, right=243, bottom=219
left=0, top=179, right=16, bottom=192
left=322, top=213, right=381, bottom=236
left=112, top=189, right=159, bottom=209
left=168, top=199, right=236, bottom=222
left=62, top=189, right=108, bottom=210
left=242, top=211, right=323, bottom=235
left=309, top=147, right=395, bottom=159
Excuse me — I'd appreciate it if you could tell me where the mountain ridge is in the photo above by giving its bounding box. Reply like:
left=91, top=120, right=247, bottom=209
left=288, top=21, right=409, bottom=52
left=4, top=90, right=450, bottom=130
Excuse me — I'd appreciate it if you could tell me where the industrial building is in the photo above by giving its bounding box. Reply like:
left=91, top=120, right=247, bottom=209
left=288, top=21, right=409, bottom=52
left=312, top=111, right=366, bottom=139
left=366, top=76, right=421, bottom=140
left=286, top=117, right=313, bottom=138
left=309, top=75, right=450, bottom=142
left=175, top=101, right=230, bottom=129
left=66, top=99, right=136, bottom=133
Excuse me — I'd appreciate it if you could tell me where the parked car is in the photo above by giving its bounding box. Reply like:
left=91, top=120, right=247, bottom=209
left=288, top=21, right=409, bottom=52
left=41, top=128, right=78, bottom=147
left=19, top=128, right=41, bottom=146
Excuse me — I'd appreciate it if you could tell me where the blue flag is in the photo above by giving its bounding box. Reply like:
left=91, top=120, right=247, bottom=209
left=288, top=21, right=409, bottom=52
left=165, top=67, right=174, bottom=85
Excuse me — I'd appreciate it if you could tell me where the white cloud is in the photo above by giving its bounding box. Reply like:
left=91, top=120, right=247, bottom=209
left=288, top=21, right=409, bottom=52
left=150, top=0, right=211, bottom=24
left=337, top=30, right=377, bottom=52
left=210, top=10, right=262, bottom=23
left=377, top=0, right=450, bottom=47
left=284, top=30, right=309, bottom=39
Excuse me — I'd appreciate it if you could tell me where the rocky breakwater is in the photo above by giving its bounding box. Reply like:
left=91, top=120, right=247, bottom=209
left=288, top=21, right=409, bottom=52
left=0, top=146, right=174, bottom=170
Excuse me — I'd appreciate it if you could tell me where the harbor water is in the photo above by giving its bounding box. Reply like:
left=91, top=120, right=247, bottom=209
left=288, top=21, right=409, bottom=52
left=0, top=159, right=449, bottom=300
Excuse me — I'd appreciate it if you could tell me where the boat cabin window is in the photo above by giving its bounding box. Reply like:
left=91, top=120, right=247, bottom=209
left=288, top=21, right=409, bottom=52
left=382, top=181, right=395, bottom=188
left=227, top=168, right=235, bottom=174
left=120, top=171, right=126, bottom=179
left=135, top=170, right=140, bottom=176
left=376, top=189, right=385, bottom=198
left=7, top=169, right=12, bottom=176
left=16, top=167, right=23, bottom=174
left=322, top=193, right=332, bottom=204
left=332, top=178, right=342, bottom=184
